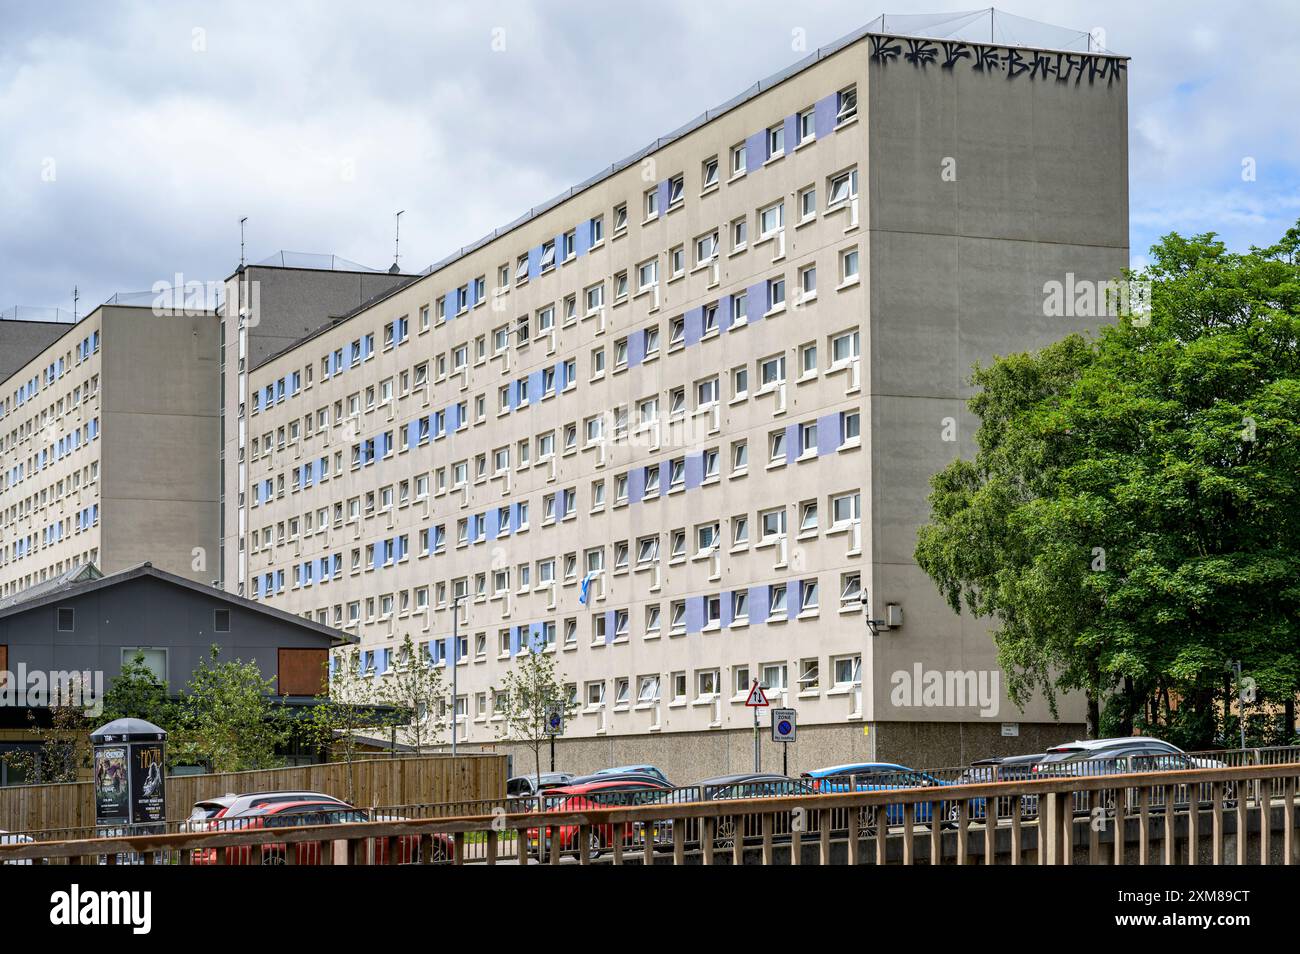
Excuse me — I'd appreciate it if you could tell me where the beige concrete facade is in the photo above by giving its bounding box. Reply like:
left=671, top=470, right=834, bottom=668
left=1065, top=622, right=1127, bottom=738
left=224, top=28, right=1128, bottom=773
left=0, top=304, right=220, bottom=597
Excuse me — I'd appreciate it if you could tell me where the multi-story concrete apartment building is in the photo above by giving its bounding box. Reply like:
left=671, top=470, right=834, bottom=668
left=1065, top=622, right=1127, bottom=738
left=224, top=20, right=1129, bottom=775
left=0, top=302, right=220, bottom=599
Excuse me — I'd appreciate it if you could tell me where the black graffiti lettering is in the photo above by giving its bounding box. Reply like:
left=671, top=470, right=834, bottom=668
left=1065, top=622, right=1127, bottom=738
left=870, top=35, right=902, bottom=63
left=904, top=39, right=939, bottom=67
left=940, top=41, right=971, bottom=69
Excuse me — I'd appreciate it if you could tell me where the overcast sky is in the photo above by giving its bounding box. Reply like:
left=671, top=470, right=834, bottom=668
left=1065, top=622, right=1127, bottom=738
left=1, top=0, right=1297, bottom=312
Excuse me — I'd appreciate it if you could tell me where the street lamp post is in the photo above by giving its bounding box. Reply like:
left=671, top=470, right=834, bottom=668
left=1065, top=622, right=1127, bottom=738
left=451, top=595, right=464, bottom=757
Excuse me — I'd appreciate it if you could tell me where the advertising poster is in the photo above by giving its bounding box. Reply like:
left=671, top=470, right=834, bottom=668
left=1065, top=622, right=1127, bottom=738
left=130, top=742, right=166, bottom=825
left=93, top=745, right=129, bottom=824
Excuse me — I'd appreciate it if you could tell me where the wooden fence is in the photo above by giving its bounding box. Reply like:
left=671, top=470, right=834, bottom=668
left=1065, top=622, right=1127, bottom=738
left=0, top=754, right=506, bottom=834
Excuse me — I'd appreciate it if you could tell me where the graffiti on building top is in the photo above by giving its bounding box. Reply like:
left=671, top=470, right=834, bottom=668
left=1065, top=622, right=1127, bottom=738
left=869, top=35, right=1127, bottom=86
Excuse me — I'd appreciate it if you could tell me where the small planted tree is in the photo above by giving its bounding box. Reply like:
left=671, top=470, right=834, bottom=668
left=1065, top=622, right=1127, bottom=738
left=491, top=646, right=577, bottom=794
left=170, top=646, right=288, bottom=774
left=374, top=635, right=447, bottom=753
left=303, top=647, right=390, bottom=805
left=4, top=678, right=97, bottom=783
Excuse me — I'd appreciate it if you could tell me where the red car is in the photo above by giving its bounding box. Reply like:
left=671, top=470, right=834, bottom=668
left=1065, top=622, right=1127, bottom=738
left=193, top=801, right=434, bottom=865
left=527, top=779, right=673, bottom=859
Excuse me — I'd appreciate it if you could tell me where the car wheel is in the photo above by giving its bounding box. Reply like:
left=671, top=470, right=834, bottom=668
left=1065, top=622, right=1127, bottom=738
left=586, top=830, right=603, bottom=860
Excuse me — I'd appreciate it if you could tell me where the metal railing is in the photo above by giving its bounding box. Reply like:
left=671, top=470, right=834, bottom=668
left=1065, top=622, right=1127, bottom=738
left=1, top=761, right=1297, bottom=866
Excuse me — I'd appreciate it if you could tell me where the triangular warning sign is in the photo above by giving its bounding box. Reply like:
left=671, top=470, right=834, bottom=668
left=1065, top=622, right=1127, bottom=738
left=745, top=681, right=769, bottom=707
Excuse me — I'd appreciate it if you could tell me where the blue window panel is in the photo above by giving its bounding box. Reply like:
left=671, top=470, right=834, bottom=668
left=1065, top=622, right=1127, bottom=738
left=817, top=413, right=842, bottom=456
left=747, top=282, right=768, bottom=318
left=684, top=307, right=703, bottom=346
left=506, top=380, right=518, bottom=411
left=659, top=460, right=671, bottom=492
left=407, top=420, right=419, bottom=448
left=656, top=179, right=671, bottom=214
left=361, top=335, right=373, bottom=359
left=783, top=113, right=798, bottom=153
left=529, top=622, right=545, bottom=653
left=396, top=535, right=408, bottom=560
left=745, top=129, right=766, bottom=168
left=601, top=612, right=614, bottom=644
left=510, top=626, right=522, bottom=656
left=684, top=452, right=703, bottom=490
left=372, top=544, right=383, bottom=571
left=444, top=404, right=458, bottom=432
left=716, top=294, right=733, bottom=332
left=814, top=93, right=838, bottom=139
left=485, top=508, right=499, bottom=539
left=442, top=637, right=453, bottom=664
left=509, top=501, right=523, bottom=530
left=685, top=597, right=704, bottom=634
left=379, top=649, right=392, bottom=675
left=786, top=424, right=801, bottom=461
left=788, top=582, right=801, bottom=622
left=748, top=585, right=770, bottom=624
left=527, top=246, right=542, bottom=281
left=318, top=557, right=330, bottom=581
left=576, top=221, right=592, bottom=257
left=627, top=329, right=646, bottom=367
left=556, top=360, right=568, bottom=390
left=528, top=370, right=544, bottom=400
left=425, top=641, right=438, bottom=665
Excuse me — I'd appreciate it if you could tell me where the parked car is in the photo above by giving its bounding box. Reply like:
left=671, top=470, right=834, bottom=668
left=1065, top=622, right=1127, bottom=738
left=565, top=770, right=672, bottom=789
left=957, top=754, right=1046, bottom=784
left=193, top=800, right=431, bottom=865
left=527, top=778, right=673, bottom=859
left=802, top=763, right=951, bottom=832
left=187, top=790, right=348, bottom=831
left=695, top=773, right=814, bottom=801
left=582, top=764, right=672, bottom=786
left=506, top=772, right=575, bottom=798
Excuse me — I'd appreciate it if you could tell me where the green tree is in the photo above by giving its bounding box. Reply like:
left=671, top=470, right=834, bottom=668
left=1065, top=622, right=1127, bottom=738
left=170, top=646, right=289, bottom=773
left=915, top=223, right=1300, bottom=748
left=492, top=647, right=577, bottom=792
left=374, top=636, right=447, bottom=752
left=101, top=650, right=174, bottom=729
left=4, top=683, right=97, bottom=784
left=302, top=647, right=391, bottom=804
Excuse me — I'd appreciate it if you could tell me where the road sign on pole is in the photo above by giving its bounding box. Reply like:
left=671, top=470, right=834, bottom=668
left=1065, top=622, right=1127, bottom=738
left=771, top=708, right=796, bottom=743
left=745, top=680, right=769, bottom=772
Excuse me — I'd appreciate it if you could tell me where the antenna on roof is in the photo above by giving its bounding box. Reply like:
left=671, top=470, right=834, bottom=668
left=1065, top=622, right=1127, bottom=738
left=240, top=217, right=248, bottom=267
left=73, top=285, right=79, bottom=322
left=392, top=210, right=405, bottom=273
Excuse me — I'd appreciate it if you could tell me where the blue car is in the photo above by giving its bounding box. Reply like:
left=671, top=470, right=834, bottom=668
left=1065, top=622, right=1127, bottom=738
left=801, top=763, right=952, bottom=831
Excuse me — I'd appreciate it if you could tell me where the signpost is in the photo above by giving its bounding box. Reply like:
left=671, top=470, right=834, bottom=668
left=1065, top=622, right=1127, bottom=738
left=771, top=707, right=796, bottom=776
left=745, top=680, right=769, bottom=772
left=546, top=706, right=563, bottom=772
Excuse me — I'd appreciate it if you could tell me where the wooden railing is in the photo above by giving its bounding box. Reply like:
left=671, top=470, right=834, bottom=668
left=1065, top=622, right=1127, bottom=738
left=1, top=762, right=1295, bottom=866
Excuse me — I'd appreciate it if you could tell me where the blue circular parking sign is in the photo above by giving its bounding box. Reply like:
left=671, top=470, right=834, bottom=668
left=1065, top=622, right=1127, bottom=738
left=778, top=720, right=792, bottom=736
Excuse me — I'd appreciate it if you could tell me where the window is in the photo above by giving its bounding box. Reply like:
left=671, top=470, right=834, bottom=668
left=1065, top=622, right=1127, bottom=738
left=834, top=655, right=862, bottom=687
left=828, top=168, right=859, bottom=207
left=841, top=572, right=862, bottom=608
left=760, top=507, right=787, bottom=541
left=836, top=85, right=858, bottom=123
left=669, top=245, right=685, bottom=277
left=768, top=429, right=787, bottom=464
left=798, top=107, right=815, bottom=143
left=768, top=277, right=786, bottom=309
left=769, top=584, right=787, bottom=617
left=732, top=514, right=749, bottom=546
left=637, top=257, right=658, bottom=291
left=732, top=366, right=749, bottom=399
left=702, top=156, right=719, bottom=188
left=57, top=607, right=75, bottom=632
left=644, top=186, right=659, bottom=219
left=586, top=681, right=605, bottom=707
left=842, top=410, right=861, bottom=442
left=668, top=174, right=684, bottom=205
left=695, top=231, right=718, bottom=263
left=629, top=674, right=660, bottom=707
left=697, top=670, right=719, bottom=699
left=614, top=271, right=629, bottom=300
left=800, top=265, right=817, bottom=299
left=731, top=589, right=748, bottom=623
left=762, top=664, right=787, bottom=692
left=799, top=185, right=817, bottom=220
left=539, top=240, right=556, bottom=271
left=799, top=659, right=820, bottom=691
left=759, top=201, right=784, bottom=238
left=122, top=648, right=167, bottom=684
left=800, top=341, right=818, bottom=376
left=799, top=500, right=819, bottom=534
left=613, top=203, right=628, bottom=232
left=585, top=282, right=604, bottom=313
left=732, top=217, right=748, bottom=250
left=841, top=247, right=860, bottom=283
left=831, top=329, right=860, bottom=364
left=767, top=122, right=785, bottom=158
left=831, top=491, right=861, bottom=526
left=214, top=609, right=231, bottom=633
left=730, top=142, right=747, bottom=175
left=800, top=580, right=819, bottom=613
